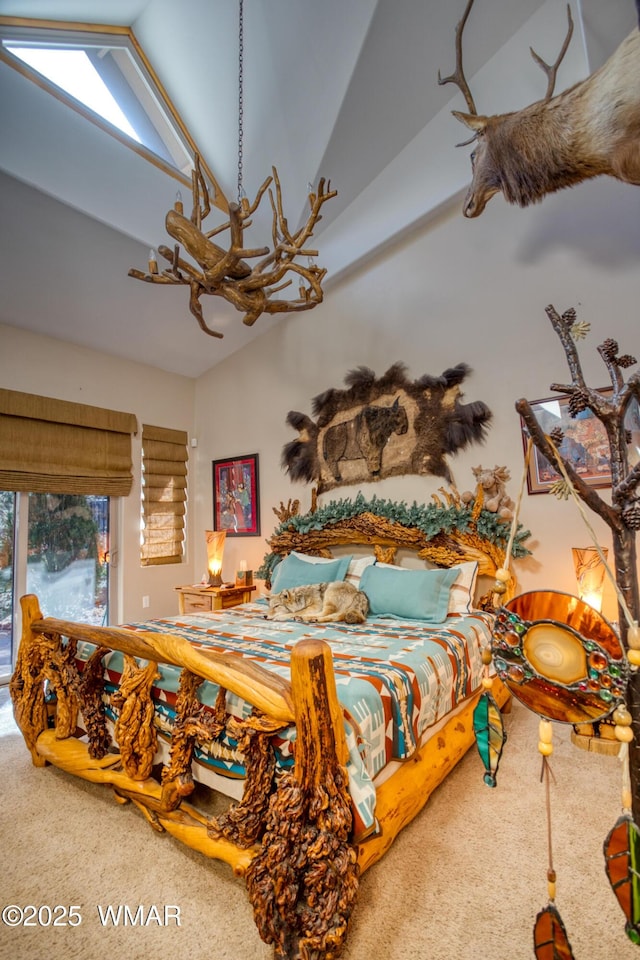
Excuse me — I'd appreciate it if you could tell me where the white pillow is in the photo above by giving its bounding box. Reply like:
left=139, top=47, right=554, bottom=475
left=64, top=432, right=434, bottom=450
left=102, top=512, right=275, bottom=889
left=447, top=561, right=479, bottom=614
left=291, top=551, right=334, bottom=563
left=345, top=555, right=376, bottom=587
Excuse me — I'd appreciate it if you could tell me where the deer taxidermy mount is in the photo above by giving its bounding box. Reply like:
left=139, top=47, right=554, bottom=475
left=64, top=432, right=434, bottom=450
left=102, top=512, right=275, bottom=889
left=129, top=155, right=337, bottom=338
left=439, top=0, right=640, bottom=217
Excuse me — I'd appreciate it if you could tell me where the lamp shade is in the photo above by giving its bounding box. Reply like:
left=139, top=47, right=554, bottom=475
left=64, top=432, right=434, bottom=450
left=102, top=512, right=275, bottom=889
left=572, top=547, right=608, bottom=612
left=205, top=530, right=226, bottom=586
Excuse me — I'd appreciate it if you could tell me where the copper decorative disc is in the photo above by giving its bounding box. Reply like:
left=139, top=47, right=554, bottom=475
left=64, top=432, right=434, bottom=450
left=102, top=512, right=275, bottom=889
left=492, top=591, right=628, bottom=724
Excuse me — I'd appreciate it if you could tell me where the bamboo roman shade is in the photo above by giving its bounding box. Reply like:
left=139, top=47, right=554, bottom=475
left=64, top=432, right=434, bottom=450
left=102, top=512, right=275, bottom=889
left=0, top=388, right=138, bottom=495
left=141, top=424, right=188, bottom=566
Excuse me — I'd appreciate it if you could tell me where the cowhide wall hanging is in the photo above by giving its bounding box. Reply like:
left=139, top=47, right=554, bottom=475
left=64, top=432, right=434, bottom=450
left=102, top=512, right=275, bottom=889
left=282, top=362, right=492, bottom=493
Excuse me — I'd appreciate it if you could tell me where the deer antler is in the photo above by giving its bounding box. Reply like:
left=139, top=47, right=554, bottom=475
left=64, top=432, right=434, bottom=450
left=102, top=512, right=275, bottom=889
left=437, top=0, right=478, bottom=115
left=530, top=4, right=574, bottom=101
left=439, top=1, right=574, bottom=127
left=128, top=155, right=337, bottom=337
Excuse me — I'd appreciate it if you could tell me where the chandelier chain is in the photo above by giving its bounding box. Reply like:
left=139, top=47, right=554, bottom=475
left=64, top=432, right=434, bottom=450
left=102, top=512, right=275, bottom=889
left=128, top=0, right=336, bottom=336
left=237, top=0, right=244, bottom=204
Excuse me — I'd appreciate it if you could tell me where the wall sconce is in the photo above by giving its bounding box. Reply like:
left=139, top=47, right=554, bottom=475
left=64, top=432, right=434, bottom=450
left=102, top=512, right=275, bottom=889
left=205, top=530, right=226, bottom=587
left=572, top=546, right=608, bottom=612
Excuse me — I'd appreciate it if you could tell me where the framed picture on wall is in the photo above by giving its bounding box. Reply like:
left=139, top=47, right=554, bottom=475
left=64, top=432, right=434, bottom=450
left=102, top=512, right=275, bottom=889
left=212, top=453, right=260, bottom=536
left=521, top=392, right=613, bottom=494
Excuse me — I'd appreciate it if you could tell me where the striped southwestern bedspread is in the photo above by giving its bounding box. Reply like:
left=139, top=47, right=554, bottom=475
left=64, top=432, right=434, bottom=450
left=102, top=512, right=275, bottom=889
left=75, top=599, right=493, bottom=837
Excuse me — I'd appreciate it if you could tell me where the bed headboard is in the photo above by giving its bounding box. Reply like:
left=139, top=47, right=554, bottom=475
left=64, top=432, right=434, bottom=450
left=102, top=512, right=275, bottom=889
left=258, top=488, right=530, bottom=606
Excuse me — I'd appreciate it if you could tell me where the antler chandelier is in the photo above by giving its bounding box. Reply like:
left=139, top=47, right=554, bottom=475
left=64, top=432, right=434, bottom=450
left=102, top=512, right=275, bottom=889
left=129, top=0, right=337, bottom=338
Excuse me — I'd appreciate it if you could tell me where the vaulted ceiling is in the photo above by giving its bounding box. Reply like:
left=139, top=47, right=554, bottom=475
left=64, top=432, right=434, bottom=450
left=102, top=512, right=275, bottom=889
left=0, top=0, right=634, bottom=376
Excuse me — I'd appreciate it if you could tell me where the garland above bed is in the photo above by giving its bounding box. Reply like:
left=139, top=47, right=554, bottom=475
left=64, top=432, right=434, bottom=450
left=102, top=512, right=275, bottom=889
left=259, top=487, right=531, bottom=603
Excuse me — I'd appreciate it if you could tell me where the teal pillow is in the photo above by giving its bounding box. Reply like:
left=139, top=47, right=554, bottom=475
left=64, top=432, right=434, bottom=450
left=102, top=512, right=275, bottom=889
left=359, top=565, right=458, bottom=622
left=270, top=553, right=352, bottom=593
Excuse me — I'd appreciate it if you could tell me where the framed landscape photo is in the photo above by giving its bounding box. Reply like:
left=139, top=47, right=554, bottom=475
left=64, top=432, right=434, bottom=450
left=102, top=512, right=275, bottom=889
left=212, top=453, right=260, bottom=536
left=521, top=393, right=612, bottom=494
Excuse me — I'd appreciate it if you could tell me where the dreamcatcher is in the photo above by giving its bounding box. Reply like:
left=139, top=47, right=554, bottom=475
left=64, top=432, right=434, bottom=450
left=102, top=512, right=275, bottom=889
left=474, top=438, right=640, bottom=957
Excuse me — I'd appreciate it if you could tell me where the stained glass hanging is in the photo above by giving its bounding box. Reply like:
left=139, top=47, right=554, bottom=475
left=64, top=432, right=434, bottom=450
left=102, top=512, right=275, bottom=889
left=491, top=590, right=628, bottom=724
left=473, top=691, right=506, bottom=787
left=533, top=903, right=576, bottom=960
left=605, top=813, right=640, bottom=944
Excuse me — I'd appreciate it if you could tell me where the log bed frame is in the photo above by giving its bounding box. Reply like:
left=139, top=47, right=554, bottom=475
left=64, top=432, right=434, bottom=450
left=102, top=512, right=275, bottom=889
left=10, top=496, right=515, bottom=960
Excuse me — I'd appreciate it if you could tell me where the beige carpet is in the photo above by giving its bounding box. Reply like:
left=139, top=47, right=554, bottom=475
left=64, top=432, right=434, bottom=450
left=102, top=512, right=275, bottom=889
left=0, top=690, right=635, bottom=960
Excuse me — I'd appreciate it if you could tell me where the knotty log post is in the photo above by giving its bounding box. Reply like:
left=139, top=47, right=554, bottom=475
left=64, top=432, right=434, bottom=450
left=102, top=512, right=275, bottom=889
left=10, top=594, right=50, bottom=766
left=245, top=638, right=359, bottom=960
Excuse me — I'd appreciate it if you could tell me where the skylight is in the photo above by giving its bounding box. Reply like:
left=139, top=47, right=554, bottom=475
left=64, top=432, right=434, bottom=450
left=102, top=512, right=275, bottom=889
left=0, top=21, right=195, bottom=180
left=6, top=46, right=142, bottom=143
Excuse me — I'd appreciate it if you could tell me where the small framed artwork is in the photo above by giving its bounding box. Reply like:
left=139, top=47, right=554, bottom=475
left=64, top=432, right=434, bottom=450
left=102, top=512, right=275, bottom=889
left=212, top=453, right=260, bottom=536
left=521, top=393, right=612, bottom=494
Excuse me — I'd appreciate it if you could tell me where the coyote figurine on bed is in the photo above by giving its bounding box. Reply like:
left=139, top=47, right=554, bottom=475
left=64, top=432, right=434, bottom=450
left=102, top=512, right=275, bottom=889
left=267, top=581, right=369, bottom=623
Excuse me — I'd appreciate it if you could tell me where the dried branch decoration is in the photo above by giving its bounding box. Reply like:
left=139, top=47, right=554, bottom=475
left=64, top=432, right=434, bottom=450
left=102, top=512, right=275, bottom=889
left=129, top=155, right=337, bottom=337
left=515, top=303, right=640, bottom=820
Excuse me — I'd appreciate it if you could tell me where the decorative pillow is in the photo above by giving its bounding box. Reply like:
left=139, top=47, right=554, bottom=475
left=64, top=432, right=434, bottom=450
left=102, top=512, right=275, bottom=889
left=447, top=560, right=479, bottom=614
left=270, top=552, right=352, bottom=593
left=359, top=565, right=458, bottom=622
left=291, top=551, right=335, bottom=564
left=345, top=555, right=376, bottom=587
left=286, top=551, right=374, bottom=588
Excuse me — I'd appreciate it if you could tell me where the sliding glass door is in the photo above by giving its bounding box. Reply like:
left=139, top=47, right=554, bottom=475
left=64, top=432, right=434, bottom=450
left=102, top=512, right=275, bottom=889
left=0, top=492, right=111, bottom=683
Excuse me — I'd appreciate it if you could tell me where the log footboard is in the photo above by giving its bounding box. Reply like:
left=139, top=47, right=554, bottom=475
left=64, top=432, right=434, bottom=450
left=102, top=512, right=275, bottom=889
left=10, top=594, right=359, bottom=959
left=10, top=594, right=509, bottom=958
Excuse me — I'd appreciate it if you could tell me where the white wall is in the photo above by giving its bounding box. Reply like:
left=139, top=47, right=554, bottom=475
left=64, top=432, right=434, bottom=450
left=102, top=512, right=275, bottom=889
left=3, top=174, right=639, bottom=625
left=0, top=323, right=196, bottom=622
left=193, top=175, right=640, bottom=621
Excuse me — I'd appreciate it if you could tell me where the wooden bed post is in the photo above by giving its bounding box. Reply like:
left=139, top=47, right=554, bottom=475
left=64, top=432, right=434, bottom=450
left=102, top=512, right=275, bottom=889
left=245, top=638, right=359, bottom=960
left=10, top=594, right=50, bottom=766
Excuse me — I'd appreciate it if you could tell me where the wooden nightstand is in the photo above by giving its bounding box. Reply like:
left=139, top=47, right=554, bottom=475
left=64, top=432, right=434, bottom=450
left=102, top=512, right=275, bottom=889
left=175, top=583, right=256, bottom=614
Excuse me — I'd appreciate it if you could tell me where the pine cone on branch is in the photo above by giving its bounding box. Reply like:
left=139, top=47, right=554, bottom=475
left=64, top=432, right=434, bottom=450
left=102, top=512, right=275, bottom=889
left=617, top=354, right=637, bottom=368
left=568, top=390, right=589, bottom=417
left=601, top=338, right=619, bottom=362
left=622, top=501, right=640, bottom=530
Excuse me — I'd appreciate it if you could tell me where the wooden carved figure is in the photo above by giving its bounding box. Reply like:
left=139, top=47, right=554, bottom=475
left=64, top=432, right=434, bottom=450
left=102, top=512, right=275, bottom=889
left=439, top=0, right=640, bottom=217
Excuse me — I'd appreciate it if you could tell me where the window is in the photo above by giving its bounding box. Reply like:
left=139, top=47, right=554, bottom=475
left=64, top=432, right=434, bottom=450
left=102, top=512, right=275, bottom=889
left=0, top=18, right=202, bottom=182
left=0, top=389, right=133, bottom=678
left=26, top=493, right=110, bottom=624
left=0, top=491, right=15, bottom=682
left=0, top=491, right=111, bottom=682
left=141, top=425, right=188, bottom=566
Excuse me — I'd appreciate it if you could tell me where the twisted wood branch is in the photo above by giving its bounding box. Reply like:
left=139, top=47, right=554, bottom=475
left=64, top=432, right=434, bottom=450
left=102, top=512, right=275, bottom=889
left=128, top=154, right=336, bottom=335
left=112, top=656, right=160, bottom=781
left=77, top=645, right=111, bottom=759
